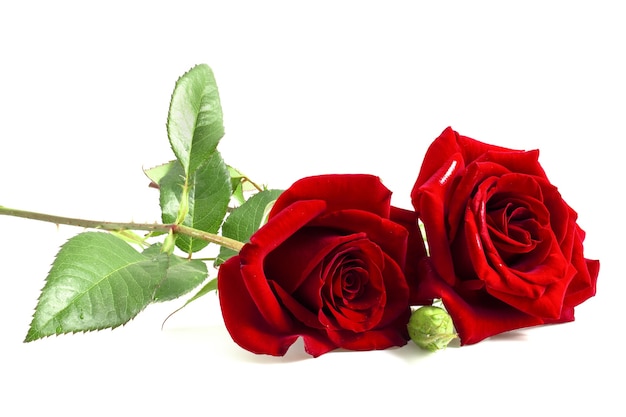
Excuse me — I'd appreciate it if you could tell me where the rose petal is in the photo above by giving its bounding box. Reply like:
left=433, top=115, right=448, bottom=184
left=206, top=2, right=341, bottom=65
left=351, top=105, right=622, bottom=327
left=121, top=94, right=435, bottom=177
left=411, top=152, right=465, bottom=286
left=562, top=226, right=599, bottom=307
left=240, top=199, right=327, bottom=331
left=218, top=257, right=299, bottom=356
left=417, top=260, right=543, bottom=345
left=311, top=208, right=409, bottom=266
left=376, top=253, right=411, bottom=327
left=389, top=206, right=430, bottom=305
left=476, top=148, right=547, bottom=178
left=264, top=229, right=359, bottom=295
left=413, top=127, right=517, bottom=188
left=463, top=192, right=572, bottom=319
left=325, top=310, right=410, bottom=351
left=270, top=174, right=393, bottom=219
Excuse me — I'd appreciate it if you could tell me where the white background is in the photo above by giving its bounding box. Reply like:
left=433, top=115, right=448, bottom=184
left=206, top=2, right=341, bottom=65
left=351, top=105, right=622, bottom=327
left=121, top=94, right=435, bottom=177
left=1, top=1, right=623, bottom=415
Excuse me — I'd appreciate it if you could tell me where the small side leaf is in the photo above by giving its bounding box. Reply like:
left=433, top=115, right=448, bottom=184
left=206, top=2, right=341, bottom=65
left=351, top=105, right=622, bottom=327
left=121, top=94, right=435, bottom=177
left=143, top=244, right=208, bottom=302
left=159, top=152, right=231, bottom=253
left=161, top=278, right=217, bottom=328
left=228, top=165, right=247, bottom=205
left=167, top=64, right=224, bottom=176
left=216, top=189, right=283, bottom=265
left=144, top=160, right=177, bottom=188
left=228, top=165, right=262, bottom=205
left=25, top=232, right=169, bottom=342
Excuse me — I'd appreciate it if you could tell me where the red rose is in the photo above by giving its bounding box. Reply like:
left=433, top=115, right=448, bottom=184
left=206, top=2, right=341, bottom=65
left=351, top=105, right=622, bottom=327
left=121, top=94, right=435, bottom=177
left=411, top=127, right=599, bottom=345
left=218, top=174, right=419, bottom=357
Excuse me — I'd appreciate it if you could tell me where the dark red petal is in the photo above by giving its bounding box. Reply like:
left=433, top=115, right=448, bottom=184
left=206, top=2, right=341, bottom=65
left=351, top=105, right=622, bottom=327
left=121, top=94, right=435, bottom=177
left=562, top=227, right=599, bottom=307
left=455, top=131, right=519, bottom=163
left=389, top=206, right=430, bottom=304
left=537, top=178, right=572, bottom=243
left=416, top=263, right=543, bottom=345
left=413, top=127, right=517, bottom=189
left=473, top=149, right=547, bottom=179
left=325, top=309, right=410, bottom=350
left=218, top=257, right=299, bottom=356
left=412, top=127, right=462, bottom=187
left=375, top=253, right=411, bottom=327
left=301, top=334, right=341, bottom=357
left=318, top=239, right=386, bottom=332
left=445, top=162, right=508, bottom=241
left=464, top=193, right=571, bottom=319
left=269, top=174, right=392, bottom=219
left=239, top=199, right=326, bottom=331
left=311, top=208, right=409, bottom=266
left=544, top=304, right=575, bottom=324
left=411, top=153, right=465, bottom=286
left=264, top=228, right=361, bottom=295
left=270, top=280, right=325, bottom=329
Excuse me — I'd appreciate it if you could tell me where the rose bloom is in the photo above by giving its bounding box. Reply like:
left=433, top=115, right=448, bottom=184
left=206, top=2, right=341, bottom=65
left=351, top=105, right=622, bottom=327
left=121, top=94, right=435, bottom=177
left=218, top=174, right=424, bottom=357
left=411, top=127, right=599, bottom=345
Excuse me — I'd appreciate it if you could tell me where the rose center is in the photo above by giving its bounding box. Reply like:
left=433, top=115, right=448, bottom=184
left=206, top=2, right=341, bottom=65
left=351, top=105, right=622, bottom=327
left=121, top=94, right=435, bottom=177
left=481, top=175, right=552, bottom=271
left=318, top=238, right=385, bottom=332
left=337, top=257, right=367, bottom=301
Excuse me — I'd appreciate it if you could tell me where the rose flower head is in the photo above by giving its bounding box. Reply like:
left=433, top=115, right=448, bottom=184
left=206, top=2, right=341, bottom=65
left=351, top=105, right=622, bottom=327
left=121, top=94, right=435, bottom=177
left=410, top=127, right=599, bottom=345
left=218, top=174, right=426, bottom=357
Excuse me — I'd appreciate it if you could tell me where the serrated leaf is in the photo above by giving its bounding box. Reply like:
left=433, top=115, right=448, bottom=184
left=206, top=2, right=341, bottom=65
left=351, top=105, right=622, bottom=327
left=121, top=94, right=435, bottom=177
left=167, top=64, right=224, bottom=176
left=159, top=152, right=231, bottom=253
left=161, top=278, right=217, bottom=328
left=228, top=165, right=246, bottom=205
left=216, top=189, right=283, bottom=265
left=25, top=232, right=169, bottom=342
left=188, top=277, right=218, bottom=299
left=144, top=160, right=177, bottom=187
left=227, top=165, right=261, bottom=205
left=143, top=244, right=208, bottom=302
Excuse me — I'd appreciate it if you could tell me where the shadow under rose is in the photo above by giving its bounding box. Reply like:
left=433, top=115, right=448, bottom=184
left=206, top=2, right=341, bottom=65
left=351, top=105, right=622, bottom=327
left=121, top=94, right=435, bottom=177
left=164, top=323, right=532, bottom=365
left=390, top=342, right=453, bottom=362
left=222, top=336, right=314, bottom=364
left=486, top=330, right=528, bottom=342
left=388, top=329, right=529, bottom=363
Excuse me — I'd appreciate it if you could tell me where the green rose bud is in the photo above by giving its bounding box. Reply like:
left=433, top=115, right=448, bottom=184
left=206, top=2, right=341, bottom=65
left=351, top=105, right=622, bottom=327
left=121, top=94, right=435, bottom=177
left=407, top=306, right=457, bottom=352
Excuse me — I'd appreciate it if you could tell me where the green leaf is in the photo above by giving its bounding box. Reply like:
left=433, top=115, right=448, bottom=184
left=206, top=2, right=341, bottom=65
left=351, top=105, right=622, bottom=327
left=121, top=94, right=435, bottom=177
left=188, top=277, right=218, bottom=298
left=159, top=152, right=231, bottom=253
left=144, top=160, right=177, bottom=187
left=161, top=278, right=217, bottom=328
left=216, top=189, right=283, bottom=265
left=143, top=244, right=208, bottom=302
left=167, top=64, right=224, bottom=176
left=25, top=232, right=169, bottom=342
left=227, top=165, right=262, bottom=205
left=228, top=165, right=247, bottom=205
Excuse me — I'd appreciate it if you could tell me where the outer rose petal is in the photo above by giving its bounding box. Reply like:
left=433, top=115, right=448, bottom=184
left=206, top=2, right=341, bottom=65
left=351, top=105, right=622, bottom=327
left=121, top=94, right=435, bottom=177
left=270, top=174, right=393, bottom=219
left=561, top=229, right=599, bottom=308
left=218, top=256, right=299, bottom=356
left=326, top=318, right=410, bottom=351
left=418, top=259, right=543, bottom=345
left=411, top=152, right=465, bottom=286
left=413, top=127, right=515, bottom=188
left=240, top=199, right=327, bottom=331
left=390, top=206, right=431, bottom=305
